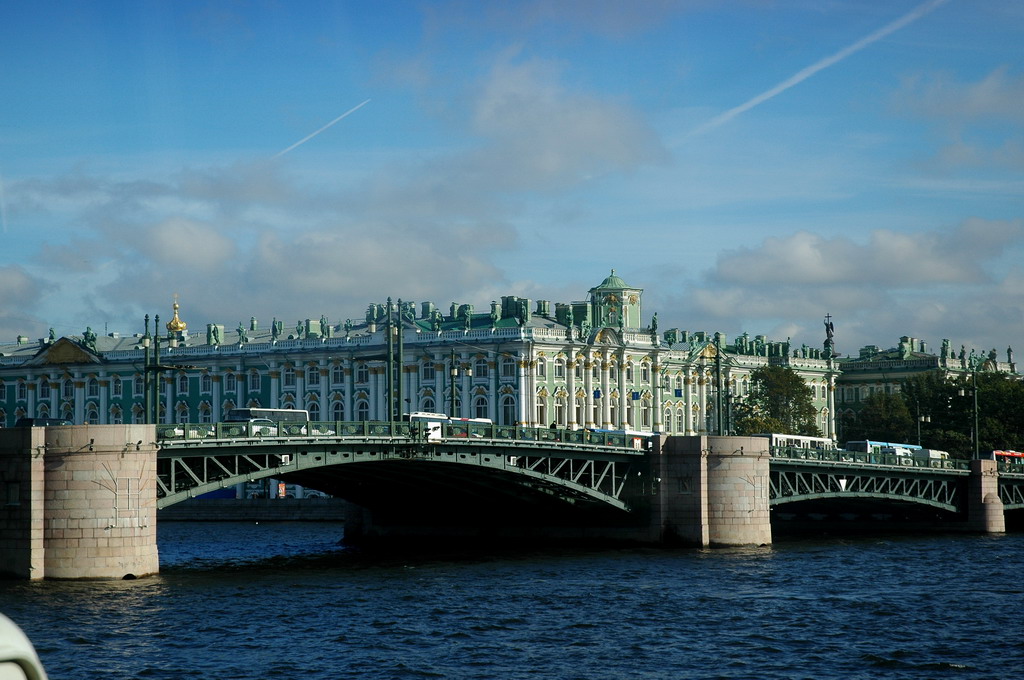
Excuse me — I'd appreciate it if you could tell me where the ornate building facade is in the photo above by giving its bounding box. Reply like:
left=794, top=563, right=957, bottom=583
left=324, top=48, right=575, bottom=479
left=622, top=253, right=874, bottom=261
left=0, top=271, right=839, bottom=436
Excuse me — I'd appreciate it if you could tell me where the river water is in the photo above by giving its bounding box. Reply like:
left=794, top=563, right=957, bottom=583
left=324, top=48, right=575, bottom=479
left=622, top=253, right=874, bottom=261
left=2, top=522, right=1022, bottom=679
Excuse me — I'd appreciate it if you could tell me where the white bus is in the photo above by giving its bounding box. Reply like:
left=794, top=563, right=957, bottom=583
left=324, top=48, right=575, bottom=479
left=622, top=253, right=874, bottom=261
left=755, top=433, right=837, bottom=451
left=225, top=408, right=310, bottom=423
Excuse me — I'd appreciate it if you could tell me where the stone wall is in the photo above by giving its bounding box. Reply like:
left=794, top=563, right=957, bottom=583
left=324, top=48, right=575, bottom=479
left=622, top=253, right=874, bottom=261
left=0, top=425, right=159, bottom=580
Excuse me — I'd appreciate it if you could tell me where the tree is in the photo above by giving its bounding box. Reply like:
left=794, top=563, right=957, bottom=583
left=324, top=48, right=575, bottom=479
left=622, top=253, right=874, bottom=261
left=844, top=392, right=913, bottom=444
left=734, top=365, right=820, bottom=436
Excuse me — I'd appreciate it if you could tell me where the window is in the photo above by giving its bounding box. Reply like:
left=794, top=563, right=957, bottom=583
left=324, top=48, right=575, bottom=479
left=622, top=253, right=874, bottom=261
left=536, top=359, right=546, bottom=379
left=625, top=363, right=633, bottom=382
left=421, top=362, right=436, bottom=382
left=17, top=381, right=26, bottom=401
left=86, top=406, right=99, bottom=425
left=248, top=371, right=260, bottom=392
left=87, top=378, right=99, bottom=398
left=574, top=362, right=583, bottom=380
left=500, top=356, right=516, bottom=378
left=176, top=406, right=189, bottom=424
left=111, top=406, right=123, bottom=425
left=609, top=365, right=618, bottom=382
left=500, top=396, right=516, bottom=426
left=177, top=374, right=188, bottom=393
left=63, top=380, right=74, bottom=400
left=200, top=373, right=212, bottom=393
left=640, top=363, right=650, bottom=383
left=422, top=397, right=435, bottom=413
left=474, top=358, right=488, bottom=379
left=536, top=395, right=547, bottom=426
left=356, top=400, right=369, bottom=421
left=224, top=373, right=237, bottom=393
left=332, top=400, right=344, bottom=420
left=307, top=366, right=320, bottom=386
left=40, top=380, right=51, bottom=400
left=332, top=365, right=344, bottom=385
left=283, top=366, right=296, bottom=388
left=308, top=402, right=320, bottom=420
left=112, top=376, right=122, bottom=397
left=473, top=396, right=488, bottom=419
left=554, top=359, right=566, bottom=380
left=199, top=404, right=212, bottom=424
left=575, top=398, right=585, bottom=426
left=641, top=401, right=651, bottom=429
left=554, top=396, right=566, bottom=427
left=356, top=363, right=369, bottom=384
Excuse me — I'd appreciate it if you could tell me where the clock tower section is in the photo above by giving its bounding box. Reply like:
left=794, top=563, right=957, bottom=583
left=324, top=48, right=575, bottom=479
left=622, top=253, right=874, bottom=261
left=588, top=269, right=643, bottom=330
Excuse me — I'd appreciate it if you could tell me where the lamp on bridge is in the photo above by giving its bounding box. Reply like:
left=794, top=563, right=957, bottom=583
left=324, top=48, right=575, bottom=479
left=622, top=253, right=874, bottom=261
left=449, top=349, right=472, bottom=417
left=958, top=368, right=980, bottom=459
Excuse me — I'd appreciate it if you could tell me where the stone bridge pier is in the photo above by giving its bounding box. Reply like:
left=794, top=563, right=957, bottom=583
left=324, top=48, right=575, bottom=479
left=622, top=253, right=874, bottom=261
left=0, top=425, right=159, bottom=580
left=654, top=435, right=772, bottom=547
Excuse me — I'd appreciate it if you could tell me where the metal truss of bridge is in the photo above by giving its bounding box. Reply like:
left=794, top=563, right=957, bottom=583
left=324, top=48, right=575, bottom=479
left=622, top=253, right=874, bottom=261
left=155, top=421, right=652, bottom=513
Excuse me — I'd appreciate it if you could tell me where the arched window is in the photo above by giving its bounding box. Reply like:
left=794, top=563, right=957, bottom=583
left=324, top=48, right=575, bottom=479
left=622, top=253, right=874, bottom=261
left=16, top=381, right=26, bottom=401
left=200, top=373, right=212, bottom=393
left=641, top=401, right=651, bottom=429
left=110, top=406, right=123, bottom=425
left=474, top=358, right=489, bottom=379
left=248, top=371, right=260, bottom=392
left=500, top=396, right=516, bottom=426
left=554, top=358, right=566, bottom=379
left=664, top=408, right=673, bottom=433
left=500, top=357, right=516, bottom=378
left=473, top=396, right=488, bottom=419
left=356, top=400, right=369, bottom=421
left=176, top=405, right=189, bottom=424
left=112, top=376, right=122, bottom=397
left=61, top=404, right=73, bottom=421
left=86, top=406, right=99, bottom=425
left=421, top=361, right=436, bottom=382
left=88, top=378, right=100, bottom=398
left=38, top=404, right=50, bottom=418
left=422, top=397, right=435, bottom=413
left=283, top=366, right=296, bottom=388
left=625, top=363, right=633, bottom=382
left=356, top=363, right=369, bottom=384
left=554, top=396, right=567, bottom=427
left=332, top=365, right=345, bottom=385
left=609, top=365, right=618, bottom=382
left=308, top=402, right=320, bottom=421
left=63, top=379, right=74, bottom=400
left=574, top=362, right=583, bottom=380
left=307, top=366, right=320, bottom=386
left=199, top=403, right=212, bottom=424
left=575, top=397, right=585, bottom=427
left=676, top=408, right=684, bottom=433
left=536, top=395, right=548, bottom=427
left=40, top=380, right=52, bottom=400
left=331, top=400, right=344, bottom=420
left=177, top=374, right=189, bottom=393
left=610, top=398, right=619, bottom=428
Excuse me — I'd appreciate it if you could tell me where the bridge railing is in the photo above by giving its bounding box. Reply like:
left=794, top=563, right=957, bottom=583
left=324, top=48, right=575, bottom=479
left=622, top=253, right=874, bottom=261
left=155, top=421, right=652, bottom=452
left=770, top=445, right=970, bottom=470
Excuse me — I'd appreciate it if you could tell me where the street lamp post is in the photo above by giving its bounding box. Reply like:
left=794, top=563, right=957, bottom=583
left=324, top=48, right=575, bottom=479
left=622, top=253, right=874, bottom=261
left=959, top=370, right=980, bottom=459
left=448, top=349, right=472, bottom=417
left=915, top=398, right=931, bottom=446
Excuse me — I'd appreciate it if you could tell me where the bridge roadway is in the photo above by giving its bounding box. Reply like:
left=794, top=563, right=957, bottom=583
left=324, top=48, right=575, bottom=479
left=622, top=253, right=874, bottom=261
left=155, top=421, right=1024, bottom=516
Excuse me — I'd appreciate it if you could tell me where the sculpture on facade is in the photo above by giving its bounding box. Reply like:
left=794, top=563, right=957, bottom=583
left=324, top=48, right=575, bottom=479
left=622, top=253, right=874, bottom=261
left=48, top=327, right=56, bottom=343
left=237, top=322, right=248, bottom=344
left=1009, top=346, right=1014, bottom=364
left=212, top=325, right=221, bottom=345
left=271, top=318, right=280, bottom=341
left=320, top=315, right=329, bottom=337
left=650, top=312, right=658, bottom=333
left=82, top=327, right=97, bottom=352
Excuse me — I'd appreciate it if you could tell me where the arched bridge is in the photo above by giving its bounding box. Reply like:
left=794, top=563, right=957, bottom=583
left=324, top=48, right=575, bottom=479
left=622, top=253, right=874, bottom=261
left=156, top=423, right=1024, bottom=521
left=155, top=422, right=654, bottom=525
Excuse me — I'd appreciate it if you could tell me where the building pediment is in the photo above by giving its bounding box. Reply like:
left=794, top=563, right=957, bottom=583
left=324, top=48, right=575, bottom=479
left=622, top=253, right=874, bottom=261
left=24, top=337, right=102, bottom=366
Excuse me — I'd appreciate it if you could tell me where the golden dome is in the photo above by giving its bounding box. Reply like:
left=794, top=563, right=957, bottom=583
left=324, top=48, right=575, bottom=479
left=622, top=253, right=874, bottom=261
left=166, top=296, right=187, bottom=333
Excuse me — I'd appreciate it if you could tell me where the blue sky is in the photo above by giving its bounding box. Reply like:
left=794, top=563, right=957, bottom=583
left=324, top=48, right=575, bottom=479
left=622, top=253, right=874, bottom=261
left=2, top=0, right=1022, bottom=359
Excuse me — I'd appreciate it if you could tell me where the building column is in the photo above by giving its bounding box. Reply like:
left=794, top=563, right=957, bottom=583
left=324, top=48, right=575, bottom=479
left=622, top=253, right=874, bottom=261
left=652, top=361, right=663, bottom=433
left=566, top=355, right=577, bottom=429
left=600, top=356, right=611, bottom=428
left=99, top=377, right=109, bottom=424
left=211, top=375, right=222, bottom=422
left=74, top=379, right=85, bottom=423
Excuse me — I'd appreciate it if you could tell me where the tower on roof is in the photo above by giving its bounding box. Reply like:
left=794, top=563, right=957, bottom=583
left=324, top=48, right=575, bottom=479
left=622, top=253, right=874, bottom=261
left=166, top=294, right=187, bottom=334
left=588, top=269, right=643, bottom=330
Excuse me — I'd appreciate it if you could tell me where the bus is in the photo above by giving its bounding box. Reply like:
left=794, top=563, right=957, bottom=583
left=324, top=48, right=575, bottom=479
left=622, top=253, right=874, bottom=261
left=844, top=440, right=922, bottom=465
left=225, top=408, right=310, bottom=423
left=755, top=433, right=837, bottom=452
left=993, top=450, right=1024, bottom=466
left=402, top=413, right=493, bottom=439
left=844, top=440, right=922, bottom=455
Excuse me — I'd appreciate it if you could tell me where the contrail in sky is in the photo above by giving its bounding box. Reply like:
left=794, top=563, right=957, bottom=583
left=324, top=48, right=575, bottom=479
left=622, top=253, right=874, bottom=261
left=688, top=0, right=951, bottom=138
left=0, top=173, right=8, bottom=234
left=273, top=99, right=371, bottom=158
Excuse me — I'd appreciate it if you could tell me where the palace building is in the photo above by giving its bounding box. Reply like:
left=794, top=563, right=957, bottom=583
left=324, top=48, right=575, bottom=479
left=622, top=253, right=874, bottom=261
left=0, top=271, right=843, bottom=436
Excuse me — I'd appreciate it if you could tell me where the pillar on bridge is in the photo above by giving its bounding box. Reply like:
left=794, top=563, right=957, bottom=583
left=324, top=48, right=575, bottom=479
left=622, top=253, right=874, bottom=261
left=967, top=458, right=1005, bottom=534
left=0, top=425, right=159, bottom=580
left=656, top=435, right=771, bottom=547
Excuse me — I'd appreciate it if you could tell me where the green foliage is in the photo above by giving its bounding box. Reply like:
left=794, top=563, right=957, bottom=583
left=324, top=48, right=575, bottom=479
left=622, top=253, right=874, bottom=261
left=734, top=365, right=820, bottom=436
left=845, top=371, right=1024, bottom=459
